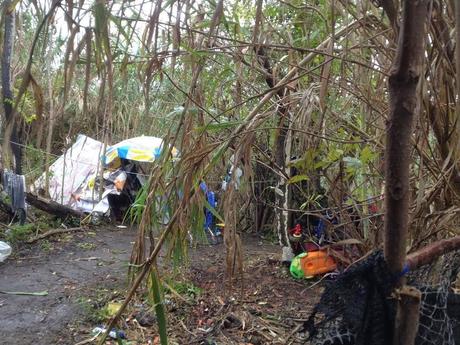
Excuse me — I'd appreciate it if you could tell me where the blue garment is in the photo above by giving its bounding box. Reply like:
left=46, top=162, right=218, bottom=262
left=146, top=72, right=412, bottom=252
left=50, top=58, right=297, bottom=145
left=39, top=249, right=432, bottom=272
left=314, top=219, right=325, bottom=240
left=200, top=181, right=208, bottom=193
left=200, top=181, right=220, bottom=236
left=204, top=191, right=215, bottom=232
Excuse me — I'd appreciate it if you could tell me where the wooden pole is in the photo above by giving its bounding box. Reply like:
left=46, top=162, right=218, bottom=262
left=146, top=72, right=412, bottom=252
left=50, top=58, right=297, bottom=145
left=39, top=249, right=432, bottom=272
left=393, top=286, right=422, bottom=345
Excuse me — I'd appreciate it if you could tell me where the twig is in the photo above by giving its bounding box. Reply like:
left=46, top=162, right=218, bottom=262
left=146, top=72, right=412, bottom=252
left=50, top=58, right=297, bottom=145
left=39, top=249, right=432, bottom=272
left=285, top=323, right=302, bottom=343
left=178, top=319, right=197, bottom=336
left=27, top=227, right=83, bottom=243
left=74, top=334, right=99, bottom=345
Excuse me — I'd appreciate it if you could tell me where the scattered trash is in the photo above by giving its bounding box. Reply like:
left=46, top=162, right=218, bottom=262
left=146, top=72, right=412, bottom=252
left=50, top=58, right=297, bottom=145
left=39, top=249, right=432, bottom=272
left=221, top=154, right=243, bottom=191
left=290, top=250, right=337, bottom=279
left=116, top=225, right=127, bottom=229
left=92, top=326, right=126, bottom=339
left=0, top=241, right=12, bottom=262
left=281, top=246, right=294, bottom=266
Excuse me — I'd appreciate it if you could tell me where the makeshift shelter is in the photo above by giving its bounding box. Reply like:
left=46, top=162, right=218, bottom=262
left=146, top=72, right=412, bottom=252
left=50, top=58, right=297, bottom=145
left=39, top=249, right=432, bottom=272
left=32, top=134, right=105, bottom=213
left=31, top=135, right=183, bottom=221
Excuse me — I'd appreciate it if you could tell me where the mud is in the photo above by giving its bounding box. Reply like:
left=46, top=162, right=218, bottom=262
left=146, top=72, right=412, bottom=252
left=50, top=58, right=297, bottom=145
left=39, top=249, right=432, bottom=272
left=0, top=226, right=135, bottom=344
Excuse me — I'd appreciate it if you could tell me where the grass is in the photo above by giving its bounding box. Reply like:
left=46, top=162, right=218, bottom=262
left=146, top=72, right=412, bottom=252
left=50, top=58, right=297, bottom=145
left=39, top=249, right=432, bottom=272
left=164, top=279, right=202, bottom=299
left=40, top=239, right=53, bottom=252
left=76, top=287, right=117, bottom=323
left=1, top=216, right=62, bottom=244
left=5, top=223, right=36, bottom=243
left=77, top=242, right=97, bottom=250
left=76, top=296, right=109, bottom=324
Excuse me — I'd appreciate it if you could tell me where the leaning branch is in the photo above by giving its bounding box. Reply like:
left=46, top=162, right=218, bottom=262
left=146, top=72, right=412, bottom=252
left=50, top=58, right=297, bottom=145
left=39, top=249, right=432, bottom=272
left=406, top=236, right=460, bottom=270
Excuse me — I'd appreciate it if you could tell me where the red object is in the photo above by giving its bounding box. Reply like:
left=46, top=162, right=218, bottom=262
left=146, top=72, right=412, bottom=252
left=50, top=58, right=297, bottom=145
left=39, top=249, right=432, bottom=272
left=369, top=202, right=378, bottom=214
left=290, top=224, right=302, bottom=237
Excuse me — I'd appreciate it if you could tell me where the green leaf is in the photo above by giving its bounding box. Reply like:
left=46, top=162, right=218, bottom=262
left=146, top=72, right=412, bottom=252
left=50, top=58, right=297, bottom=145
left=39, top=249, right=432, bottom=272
left=203, top=198, right=224, bottom=222
left=196, top=120, right=242, bottom=133
left=269, top=186, right=284, bottom=197
left=359, top=146, right=376, bottom=164
left=287, top=174, right=309, bottom=184
left=149, top=269, right=168, bottom=345
left=110, top=15, right=130, bottom=41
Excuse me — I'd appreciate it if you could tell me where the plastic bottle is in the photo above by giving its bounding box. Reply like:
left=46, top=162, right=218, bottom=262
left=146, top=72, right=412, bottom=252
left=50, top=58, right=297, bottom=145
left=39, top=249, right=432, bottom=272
left=0, top=241, right=12, bottom=262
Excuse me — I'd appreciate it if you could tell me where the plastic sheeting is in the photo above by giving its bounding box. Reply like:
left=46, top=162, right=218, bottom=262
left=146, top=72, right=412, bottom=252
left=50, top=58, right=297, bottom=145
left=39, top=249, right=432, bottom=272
left=32, top=134, right=104, bottom=207
left=0, top=241, right=12, bottom=262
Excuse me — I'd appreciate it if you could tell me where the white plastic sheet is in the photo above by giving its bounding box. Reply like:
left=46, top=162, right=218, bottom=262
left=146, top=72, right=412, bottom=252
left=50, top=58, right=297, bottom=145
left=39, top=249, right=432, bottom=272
left=0, top=241, right=12, bottom=262
left=32, top=134, right=104, bottom=207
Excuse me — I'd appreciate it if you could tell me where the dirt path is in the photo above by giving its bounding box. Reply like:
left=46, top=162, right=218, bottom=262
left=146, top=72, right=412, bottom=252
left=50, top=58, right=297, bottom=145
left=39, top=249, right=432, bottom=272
left=0, top=229, right=321, bottom=345
left=0, top=226, right=136, bottom=345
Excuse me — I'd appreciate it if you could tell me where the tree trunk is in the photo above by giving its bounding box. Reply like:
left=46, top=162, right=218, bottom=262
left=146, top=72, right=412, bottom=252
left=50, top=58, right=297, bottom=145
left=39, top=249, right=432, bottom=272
left=274, top=103, right=291, bottom=247
left=1, top=1, right=22, bottom=174
left=384, top=0, right=429, bottom=276
left=454, top=0, right=460, bottom=189
left=25, top=192, right=83, bottom=219
left=385, top=1, right=429, bottom=344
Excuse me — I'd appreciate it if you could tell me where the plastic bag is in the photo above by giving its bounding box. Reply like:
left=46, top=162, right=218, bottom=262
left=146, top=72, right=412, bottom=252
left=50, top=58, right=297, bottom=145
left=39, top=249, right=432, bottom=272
left=0, top=241, right=12, bottom=262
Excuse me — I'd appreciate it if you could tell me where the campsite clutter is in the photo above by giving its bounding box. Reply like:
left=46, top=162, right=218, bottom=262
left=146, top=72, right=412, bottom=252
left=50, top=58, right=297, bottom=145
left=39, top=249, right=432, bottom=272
left=288, top=219, right=340, bottom=279
left=286, top=202, right=374, bottom=279
left=0, top=134, right=223, bottom=251
left=28, top=134, right=181, bottom=221
left=0, top=132, right=364, bottom=275
left=31, top=134, right=171, bottom=218
left=0, top=133, right=359, bottom=279
left=0, top=132, right=362, bottom=271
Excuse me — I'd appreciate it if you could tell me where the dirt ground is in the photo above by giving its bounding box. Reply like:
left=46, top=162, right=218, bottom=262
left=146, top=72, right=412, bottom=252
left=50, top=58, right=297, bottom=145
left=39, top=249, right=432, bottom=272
left=165, top=238, right=322, bottom=345
left=0, top=227, right=321, bottom=345
left=0, top=226, right=135, bottom=344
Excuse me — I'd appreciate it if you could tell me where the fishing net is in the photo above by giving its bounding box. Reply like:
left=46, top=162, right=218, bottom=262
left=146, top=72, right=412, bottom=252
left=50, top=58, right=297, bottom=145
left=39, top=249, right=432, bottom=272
left=303, top=250, right=460, bottom=345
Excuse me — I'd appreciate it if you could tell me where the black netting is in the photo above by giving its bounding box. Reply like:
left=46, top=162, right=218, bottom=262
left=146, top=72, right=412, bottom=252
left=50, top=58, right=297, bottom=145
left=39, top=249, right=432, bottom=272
left=303, top=250, right=460, bottom=345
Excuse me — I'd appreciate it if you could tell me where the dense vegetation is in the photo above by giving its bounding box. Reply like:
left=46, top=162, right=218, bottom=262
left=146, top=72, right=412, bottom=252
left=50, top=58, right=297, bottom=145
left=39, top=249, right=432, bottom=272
left=1, top=0, right=460, bottom=343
